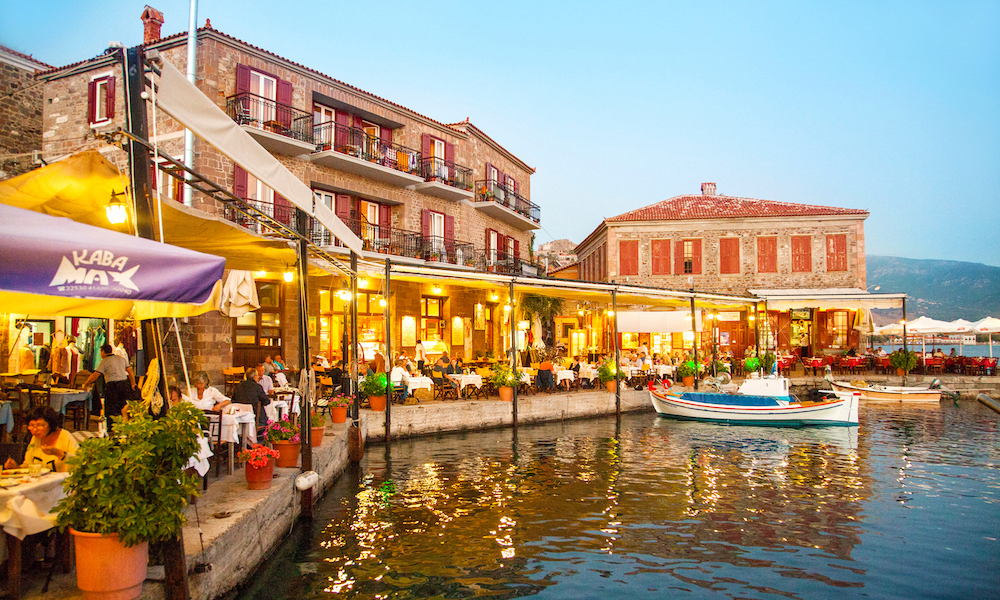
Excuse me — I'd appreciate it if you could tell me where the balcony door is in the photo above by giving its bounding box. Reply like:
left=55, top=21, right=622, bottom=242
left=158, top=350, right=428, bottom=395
left=313, top=190, right=334, bottom=245
left=314, top=105, right=334, bottom=149
left=363, top=121, right=380, bottom=159
left=430, top=138, right=447, bottom=179
left=247, top=172, right=274, bottom=233
left=249, top=71, right=276, bottom=124
left=488, top=229, right=500, bottom=264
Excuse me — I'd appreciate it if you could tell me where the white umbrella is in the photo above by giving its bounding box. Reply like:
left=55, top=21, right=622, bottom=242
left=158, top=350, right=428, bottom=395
left=949, top=319, right=976, bottom=356
left=219, top=270, right=260, bottom=318
left=972, top=317, right=1000, bottom=358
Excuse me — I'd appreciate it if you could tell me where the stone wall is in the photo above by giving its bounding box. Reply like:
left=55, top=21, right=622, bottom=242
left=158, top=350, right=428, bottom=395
left=0, top=58, right=44, bottom=178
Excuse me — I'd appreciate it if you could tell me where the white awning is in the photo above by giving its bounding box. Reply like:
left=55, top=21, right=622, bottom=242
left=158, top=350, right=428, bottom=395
left=153, top=59, right=364, bottom=255
left=616, top=310, right=703, bottom=333
left=748, top=288, right=906, bottom=310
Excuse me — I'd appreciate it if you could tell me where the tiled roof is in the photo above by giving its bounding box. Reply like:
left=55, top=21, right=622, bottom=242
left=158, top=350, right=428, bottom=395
left=448, top=118, right=535, bottom=174
left=0, top=43, right=52, bottom=69
left=607, top=194, right=869, bottom=222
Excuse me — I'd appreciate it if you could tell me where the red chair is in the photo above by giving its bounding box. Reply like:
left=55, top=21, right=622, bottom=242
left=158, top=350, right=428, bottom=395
left=984, top=358, right=998, bottom=376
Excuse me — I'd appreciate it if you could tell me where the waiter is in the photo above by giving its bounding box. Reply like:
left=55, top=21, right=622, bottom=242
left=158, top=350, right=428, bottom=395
left=84, top=344, right=137, bottom=431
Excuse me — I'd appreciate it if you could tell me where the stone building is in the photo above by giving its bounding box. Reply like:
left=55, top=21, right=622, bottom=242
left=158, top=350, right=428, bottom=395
left=30, top=10, right=542, bottom=382
left=574, top=182, right=871, bottom=358
left=0, top=44, right=49, bottom=180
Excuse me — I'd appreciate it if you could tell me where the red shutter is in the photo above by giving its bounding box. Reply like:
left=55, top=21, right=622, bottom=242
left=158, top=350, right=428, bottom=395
left=421, top=209, right=431, bottom=237
left=353, top=198, right=362, bottom=222
left=352, top=115, right=363, bottom=130
left=335, top=110, right=350, bottom=149
left=485, top=228, right=493, bottom=251
left=692, top=239, right=702, bottom=274
left=233, top=165, right=248, bottom=199
left=757, top=237, right=777, bottom=273
left=87, top=79, right=98, bottom=123
left=276, top=79, right=293, bottom=128
left=444, top=214, right=455, bottom=258
left=236, top=64, right=251, bottom=94
left=378, top=204, right=390, bottom=228
left=651, top=239, right=670, bottom=275
left=104, top=76, right=115, bottom=120
left=827, top=234, right=847, bottom=271
left=335, top=194, right=351, bottom=221
left=720, top=238, right=739, bottom=274
left=445, top=142, right=455, bottom=167
left=273, top=193, right=292, bottom=225
left=675, top=240, right=684, bottom=275
left=420, top=134, right=431, bottom=177
left=380, top=126, right=392, bottom=146
left=513, top=238, right=520, bottom=261
left=792, top=236, right=811, bottom=272
left=513, top=179, right=520, bottom=195
left=619, top=240, right=638, bottom=276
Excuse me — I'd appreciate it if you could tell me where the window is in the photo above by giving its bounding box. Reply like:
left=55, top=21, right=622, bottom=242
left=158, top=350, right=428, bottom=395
left=314, top=104, right=335, bottom=148
left=313, top=190, right=334, bottom=245
left=619, top=240, right=638, bottom=276
left=87, top=75, right=115, bottom=124
left=362, top=121, right=380, bottom=156
left=684, top=241, right=694, bottom=273
left=431, top=138, right=447, bottom=178
left=791, top=236, right=812, bottom=273
left=233, top=280, right=283, bottom=350
left=246, top=172, right=274, bottom=232
left=757, top=236, right=777, bottom=273
left=674, top=239, right=702, bottom=275
left=421, top=296, right=444, bottom=341
left=429, top=210, right=444, bottom=253
left=651, top=239, right=671, bottom=275
left=828, top=310, right=848, bottom=348
left=719, top=238, right=740, bottom=274
left=154, top=157, right=183, bottom=202
left=249, top=70, right=276, bottom=123
left=826, top=234, right=847, bottom=272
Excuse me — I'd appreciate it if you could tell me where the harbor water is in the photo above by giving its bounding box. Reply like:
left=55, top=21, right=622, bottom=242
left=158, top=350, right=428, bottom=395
left=236, top=401, right=999, bottom=599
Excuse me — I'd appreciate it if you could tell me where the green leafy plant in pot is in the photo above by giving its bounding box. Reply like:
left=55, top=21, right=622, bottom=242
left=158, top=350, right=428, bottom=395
left=360, top=372, right=389, bottom=411
left=743, top=356, right=760, bottom=373
left=889, top=349, right=917, bottom=374
left=760, top=353, right=777, bottom=375
left=57, top=401, right=205, bottom=600
left=597, top=361, right=627, bottom=392
left=676, top=361, right=697, bottom=385
left=490, top=362, right=520, bottom=401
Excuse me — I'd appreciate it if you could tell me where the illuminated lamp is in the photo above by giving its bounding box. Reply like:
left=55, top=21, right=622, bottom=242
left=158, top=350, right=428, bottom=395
left=105, top=192, right=128, bottom=225
left=283, top=271, right=294, bottom=282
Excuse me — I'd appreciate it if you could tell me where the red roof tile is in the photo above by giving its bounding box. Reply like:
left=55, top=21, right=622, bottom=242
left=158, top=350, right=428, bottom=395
left=607, top=194, right=869, bottom=222
left=0, top=43, right=52, bottom=69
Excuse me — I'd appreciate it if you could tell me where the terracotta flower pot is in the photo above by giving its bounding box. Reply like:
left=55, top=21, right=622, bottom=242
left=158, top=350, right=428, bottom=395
left=71, top=529, right=148, bottom=600
left=682, top=376, right=695, bottom=387
left=245, top=457, right=274, bottom=490
left=311, top=425, right=324, bottom=447
left=498, top=386, right=513, bottom=402
left=896, top=368, right=905, bottom=376
left=272, top=440, right=300, bottom=468
left=331, top=406, right=348, bottom=423
left=368, top=395, right=386, bottom=411
left=605, top=380, right=617, bottom=393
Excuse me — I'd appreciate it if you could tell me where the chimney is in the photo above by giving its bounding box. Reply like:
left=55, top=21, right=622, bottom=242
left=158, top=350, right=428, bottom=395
left=701, top=182, right=717, bottom=196
left=141, top=6, right=165, bottom=44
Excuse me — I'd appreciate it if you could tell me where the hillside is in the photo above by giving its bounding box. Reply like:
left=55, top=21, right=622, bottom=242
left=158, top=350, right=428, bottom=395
left=867, top=255, right=1000, bottom=322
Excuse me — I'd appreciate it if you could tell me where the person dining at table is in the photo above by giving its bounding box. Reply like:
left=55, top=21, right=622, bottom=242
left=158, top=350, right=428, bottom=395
left=263, top=356, right=276, bottom=376
left=272, top=354, right=286, bottom=371
left=5, top=406, right=78, bottom=473
left=390, top=359, right=410, bottom=401
left=537, top=357, right=555, bottom=392
left=184, top=371, right=232, bottom=412
left=231, top=369, right=269, bottom=426
left=256, top=362, right=274, bottom=396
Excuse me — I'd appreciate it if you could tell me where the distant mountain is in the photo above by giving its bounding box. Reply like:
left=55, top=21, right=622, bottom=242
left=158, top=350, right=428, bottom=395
left=868, top=256, right=1000, bottom=322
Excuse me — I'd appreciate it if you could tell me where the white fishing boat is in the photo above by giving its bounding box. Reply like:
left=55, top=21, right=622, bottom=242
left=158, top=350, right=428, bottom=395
left=649, top=375, right=859, bottom=426
left=828, top=380, right=942, bottom=402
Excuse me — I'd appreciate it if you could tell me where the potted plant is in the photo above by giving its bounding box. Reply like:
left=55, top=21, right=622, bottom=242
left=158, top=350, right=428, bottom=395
left=264, top=415, right=300, bottom=468
left=310, top=411, right=326, bottom=447
left=761, top=353, right=777, bottom=375
left=56, top=401, right=204, bottom=600
left=239, top=444, right=280, bottom=490
left=490, top=362, right=520, bottom=402
left=890, top=349, right=918, bottom=376
left=743, top=356, right=760, bottom=373
left=710, top=359, right=730, bottom=375
left=329, top=393, right=351, bottom=423
left=598, top=361, right=626, bottom=393
left=676, top=361, right=697, bottom=386
left=360, top=372, right=389, bottom=411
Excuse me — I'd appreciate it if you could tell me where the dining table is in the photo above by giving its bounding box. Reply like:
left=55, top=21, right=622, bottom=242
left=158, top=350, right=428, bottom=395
left=447, top=373, right=484, bottom=397
left=47, top=387, right=90, bottom=414
left=0, top=403, right=12, bottom=434
left=555, top=370, right=576, bottom=388
left=405, top=376, right=433, bottom=395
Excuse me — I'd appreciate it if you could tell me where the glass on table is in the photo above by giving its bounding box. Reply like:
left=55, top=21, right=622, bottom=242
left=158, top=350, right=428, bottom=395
left=28, top=463, right=42, bottom=479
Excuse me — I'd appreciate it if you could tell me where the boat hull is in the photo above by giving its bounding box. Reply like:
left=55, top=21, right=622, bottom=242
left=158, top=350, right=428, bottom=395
left=830, top=381, right=942, bottom=402
left=649, top=390, right=858, bottom=426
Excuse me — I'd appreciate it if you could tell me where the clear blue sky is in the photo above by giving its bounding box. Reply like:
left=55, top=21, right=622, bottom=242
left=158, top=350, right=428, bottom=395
left=4, top=1, right=999, bottom=266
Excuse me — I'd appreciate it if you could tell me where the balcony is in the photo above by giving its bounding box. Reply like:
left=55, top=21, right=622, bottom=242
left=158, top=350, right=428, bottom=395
left=312, top=215, right=425, bottom=261
left=221, top=199, right=304, bottom=236
left=226, top=92, right=316, bottom=156
left=408, top=157, right=474, bottom=201
left=471, top=180, right=540, bottom=231
left=473, top=251, right=540, bottom=277
left=310, top=122, right=425, bottom=187
left=421, top=236, right=477, bottom=268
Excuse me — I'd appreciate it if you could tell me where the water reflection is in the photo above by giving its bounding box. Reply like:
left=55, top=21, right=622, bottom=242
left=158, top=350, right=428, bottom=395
left=237, top=401, right=999, bottom=599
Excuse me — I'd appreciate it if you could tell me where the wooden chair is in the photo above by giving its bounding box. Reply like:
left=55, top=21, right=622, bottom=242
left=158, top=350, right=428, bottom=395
left=432, top=380, right=458, bottom=402
left=64, top=400, right=86, bottom=431
left=202, top=409, right=227, bottom=485
left=223, top=367, right=245, bottom=396
left=72, top=370, right=92, bottom=389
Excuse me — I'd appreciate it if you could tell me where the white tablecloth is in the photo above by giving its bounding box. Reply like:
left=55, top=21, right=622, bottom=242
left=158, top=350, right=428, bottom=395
left=0, top=402, right=12, bottom=433
left=48, top=388, right=90, bottom=414
left=578, top=366, right=598, bottom=381
left=0, top=471, right=69, bottom=540
left=555, top=370, right=576, bottom=385
left=209, top=405, right=257, bottom=445
left=448, top=373, right=483, bottom=391
left=186, top=436, right=213, bottom=477
left=405, top=376, right=433, bottom=393
left=265, top=390, right=300, bottom=423
left=518, top=371, right=532, bottom=385
left=653, top=364, right=674, bottom=377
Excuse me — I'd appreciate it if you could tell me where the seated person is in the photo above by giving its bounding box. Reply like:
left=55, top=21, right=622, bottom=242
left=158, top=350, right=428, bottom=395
left=168, top=385, right=184, bottom=408
left=231, top=369, right=270, bottom=426
left=372, top=351, right=386, bottom=374
left=314, top=354, right=331, bottom=369
left=5, top=406, right=78, bottom=473
left=263, top=355, right=276, bottom=376
left=454, top=358, right=465, bottom=374
left=329, top=360, right=345, bottom=392
left=536, top=357, right=555, bottom=392
left=360, top=361, right=375, bottom=378
left=933, top=348, right=945, bottom=358
left=569, top=356, right=581, bottom=374
left=390, top=359, right=410, bottom=400
left=256, top=363, right=274, bottom=396
left=184, top=371, right=231, bottom=412
left=272, top=354, right=286, bottom=371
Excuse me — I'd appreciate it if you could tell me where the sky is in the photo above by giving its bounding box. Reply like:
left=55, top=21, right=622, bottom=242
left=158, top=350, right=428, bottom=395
left=3, top=1, right=999, bottom=266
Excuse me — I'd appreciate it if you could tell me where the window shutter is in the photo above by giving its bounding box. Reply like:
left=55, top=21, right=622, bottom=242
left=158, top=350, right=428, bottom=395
left=334, top=110, right=350, bottom=149
left=445, top=142, right=455, bottom=166
left=485, top=228, right=493, bottom=251
left=486, top=162, right=494, bottom=183
left=792, top=236, right=812, bottom=272
left=421, top=209, right=431, bottom=238
left=444, top=215, right=455, bottom=256
left=827, top=234, right=847, bottom=271
left=380, top=126, right=392, bottom=146
left=757, top=237, right=777, bottom=273
left=273, top=193, right=292, bottom=225
left=378, top=204, right=390, bottom=229
left=87, top=79, right=98, bottom=123
left=352, top=115, right=363, bottom=130
left=233, top=165, right=247, bottom=199
left=335, top=194, right=351, bottom=221
left=276, top=78, right=293, bottom=128
left=353, top=198, right=362, bottom=221
left=513, top=238, right=520, bottom=261
left=236, top=64, right=251, bottom=94
left=420, top=134, right=431, bottom=176
left=619, top=240, right=638, bottom=276
left=513, top=178, right=520, bottom=195
left=104, top=76, right=115, bottom=120
left=651, top=239, right=670, bottom=275
left=674, top=240, right=684, bottom=275
left=692, top=239, right=702, bottom=274
left=720, top=238, right=739, bottom=274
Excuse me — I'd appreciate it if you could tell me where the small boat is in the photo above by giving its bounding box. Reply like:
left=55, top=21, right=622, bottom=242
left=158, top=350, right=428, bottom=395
left=649, top=376, right=858, bottom=426
left=828, top=380, right=942, bottom=402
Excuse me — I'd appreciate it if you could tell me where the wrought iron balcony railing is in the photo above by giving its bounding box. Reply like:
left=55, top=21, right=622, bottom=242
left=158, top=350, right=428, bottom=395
left=313, top=215, right=425, bottom=260
left=222, top=199, right=303, bottom=235
left=473, top=180, right=540, bottom=224
left=421, top=236, right=477, bottom=267
left=420, top=157, right=473, bottom=191
left=313, top=122, right=422, bottom=177
left=226, top=92, right=314, bottom=144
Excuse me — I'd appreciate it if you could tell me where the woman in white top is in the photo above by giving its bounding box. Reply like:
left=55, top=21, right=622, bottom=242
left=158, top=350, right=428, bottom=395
left=183, top=371, right=231, bottom=411
left=390, top=359, right=410, bottom=400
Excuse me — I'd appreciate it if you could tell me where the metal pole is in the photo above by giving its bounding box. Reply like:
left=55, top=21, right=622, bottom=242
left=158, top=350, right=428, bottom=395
left=384, top=258, right=391, bottom=443
left=690, top=292, right=698, bottom=390
left=509, top=280, right=518, bottom=428
left=124, top=43, right=188, bottom=600
left=294, top=209, right=313, bottom=516
left=902, top=296, right=908, bottom=386
left=754, top=302, right=760, bottom=359
left=711, top=312, right=717, bottom=377
left=350, top=252, right=359, bottom=420
left=612, top=289, right=620, bottom=417
left=181, top=0, right=197, bottom=206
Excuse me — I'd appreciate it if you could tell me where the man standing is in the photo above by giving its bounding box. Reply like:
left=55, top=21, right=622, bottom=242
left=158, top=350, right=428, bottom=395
left=415, top=340, right=427, bottom=375
left=232, top=368, right=270, bottom=426
left=84, top=344, right=136, bottom=431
